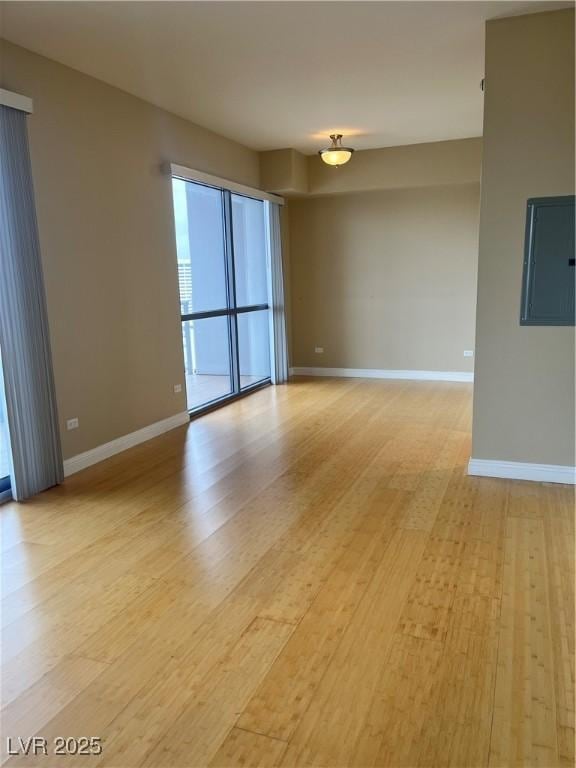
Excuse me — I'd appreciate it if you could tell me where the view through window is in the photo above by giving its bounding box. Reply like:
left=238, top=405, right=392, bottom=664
left=172, top=178, right=271, bottom=412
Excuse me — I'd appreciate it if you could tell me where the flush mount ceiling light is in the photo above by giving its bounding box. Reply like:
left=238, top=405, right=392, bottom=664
left=319, top=134, right=355, bottom=167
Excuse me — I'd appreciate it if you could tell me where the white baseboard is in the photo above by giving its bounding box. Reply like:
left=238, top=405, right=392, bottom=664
left=468, top=458, right=576, bottom=485
left=289, top=367, right=474, bottom=383
left=63, top=411, right=190, bottom=477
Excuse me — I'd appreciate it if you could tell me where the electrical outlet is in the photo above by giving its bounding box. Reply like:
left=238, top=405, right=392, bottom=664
left=173, top=384, right=182, bottom=393
left=66, top=417, right=79, bottom=431
left=315, top=347, right=324, bottom=354
left=463, top=350, right=474, bottom=358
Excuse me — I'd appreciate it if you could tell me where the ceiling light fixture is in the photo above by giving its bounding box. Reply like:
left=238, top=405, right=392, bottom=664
left=319, top=134, right=355, bottom=167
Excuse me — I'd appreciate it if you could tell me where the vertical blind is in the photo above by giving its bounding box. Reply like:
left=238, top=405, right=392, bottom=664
left=0, top=104, right=63, bottom=500
left=266, top=201, right=289, bottom=384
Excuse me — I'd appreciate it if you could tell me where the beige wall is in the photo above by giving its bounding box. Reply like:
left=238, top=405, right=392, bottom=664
left=307, top=138, right=482, bottom=196
left=260, top=138, right=482, bottom=198
left=289, top=183, right=480, bottom=372
left=260, top=148, right=308, bottom=195
left=471, top=9, right=575, bottom=466
left=1, top=41, right=259, bottom=459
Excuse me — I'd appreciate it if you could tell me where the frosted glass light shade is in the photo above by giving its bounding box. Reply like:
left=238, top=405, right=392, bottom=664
left=319, top=134, right=354, bottom=167
left=320, top=149, right=353, bottom=166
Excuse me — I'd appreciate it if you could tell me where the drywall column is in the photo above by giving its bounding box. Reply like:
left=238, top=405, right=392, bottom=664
left=471, top=9, right=575, bottom=472
left=260, top=149, right=308, bottom=195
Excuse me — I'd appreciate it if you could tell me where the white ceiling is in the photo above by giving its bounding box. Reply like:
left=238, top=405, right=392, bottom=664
left=0, top=1, right=570, bottom=153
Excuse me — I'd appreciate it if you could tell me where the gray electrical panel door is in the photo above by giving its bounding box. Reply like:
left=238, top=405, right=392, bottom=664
left=520, top=195, right=575, bottom=326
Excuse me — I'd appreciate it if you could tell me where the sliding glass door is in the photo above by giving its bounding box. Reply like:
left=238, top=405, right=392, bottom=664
left=172, top=178, right=271, bottom=413
left=231, top=193, right=271, bottom=389
left=173, top=180, right=234, bottom=411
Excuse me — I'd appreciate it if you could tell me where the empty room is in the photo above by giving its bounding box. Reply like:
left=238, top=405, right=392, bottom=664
left=0, top=2, right=574, bottom=767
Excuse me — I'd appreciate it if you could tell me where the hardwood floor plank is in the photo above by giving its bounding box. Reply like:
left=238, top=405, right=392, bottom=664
left=435, top=472, right=507, bottom=600
left=238, top=488, right=411, bottom=742
left=396, top=534, right=466, bottom=642
left=350, top=633, right=446, bottom=768
left=0, top=379, right=572, bottom=768
left=208, top=728, right=287, bottom=768
left=543, top=486, right=575, bottom=765
left=489, top=516, right=560, bottom=767
left=397, top=430, right=469, bottom=531
left=140, top=618, right=294, bottom=768
left=280, top=528, right=427, bottom=767
left=0, top=655, right=109, bottom=763
left=1, top=384, right=385, bottom=697
left=0, top=380, right=352, bottom=580
left=57, top=467, right=403, bottom=765
left=1, top=574, right=159, bottom=705
left=351, top=592, right=499, bottom=767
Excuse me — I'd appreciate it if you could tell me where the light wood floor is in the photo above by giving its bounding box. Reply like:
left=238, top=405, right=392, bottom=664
left=1, top=378, right=574, bottom=768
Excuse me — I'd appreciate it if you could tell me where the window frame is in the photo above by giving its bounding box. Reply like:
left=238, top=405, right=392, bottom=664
left=172, top=174, right=277, bottom=416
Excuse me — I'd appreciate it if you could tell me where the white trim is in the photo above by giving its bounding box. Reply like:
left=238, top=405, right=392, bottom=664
left=63, top=411, right=189, bottom=477
left=468, top=458, right=575, bottom=485
left=169, top=163, right=284, bottom=206
left=0, top=89, right=33, bottom=113
left=289, top=367, right=474, bottom=383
